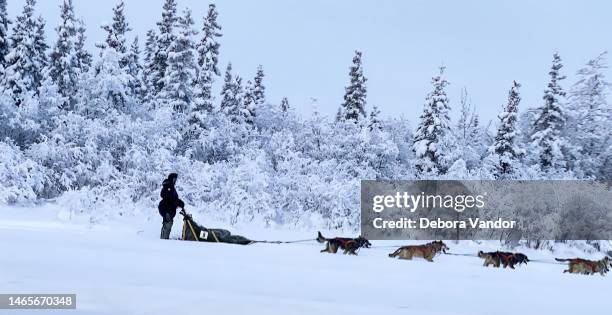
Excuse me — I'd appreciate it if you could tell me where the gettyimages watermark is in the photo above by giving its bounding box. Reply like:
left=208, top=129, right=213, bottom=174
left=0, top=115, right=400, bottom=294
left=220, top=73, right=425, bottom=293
left=361, top=180, right=612, bottom=240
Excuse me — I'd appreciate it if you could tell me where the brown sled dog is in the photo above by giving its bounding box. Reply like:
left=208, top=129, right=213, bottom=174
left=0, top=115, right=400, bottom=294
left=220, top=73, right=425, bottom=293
left=478, top=251, right=501, bottom=267
left=316, top=232, right=371, bottom=255
left=388, top=241, right=449, bottom=262
left=555, top=257, right=610, bottom=276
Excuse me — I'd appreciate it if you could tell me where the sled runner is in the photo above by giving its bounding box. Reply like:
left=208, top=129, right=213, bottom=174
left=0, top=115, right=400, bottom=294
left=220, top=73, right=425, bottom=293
left=179, top=210, right=254, bottom=245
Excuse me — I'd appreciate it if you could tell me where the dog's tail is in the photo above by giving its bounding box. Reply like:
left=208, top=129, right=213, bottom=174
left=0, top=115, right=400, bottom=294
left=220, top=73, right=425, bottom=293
left=555, top=258, right=570, bottom=262
left=316, top=231, right=327, bottom=243
left=389, top=247, right=402, bottom=258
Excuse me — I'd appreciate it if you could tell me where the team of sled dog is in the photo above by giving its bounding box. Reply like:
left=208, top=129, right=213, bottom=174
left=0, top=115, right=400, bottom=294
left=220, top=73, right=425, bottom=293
left=316, top=232, right=612, bottom=276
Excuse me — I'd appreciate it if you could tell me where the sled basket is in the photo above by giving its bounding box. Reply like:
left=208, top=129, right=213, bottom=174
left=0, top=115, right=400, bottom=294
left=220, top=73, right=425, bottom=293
left=180, top=210, right=253, bottom=245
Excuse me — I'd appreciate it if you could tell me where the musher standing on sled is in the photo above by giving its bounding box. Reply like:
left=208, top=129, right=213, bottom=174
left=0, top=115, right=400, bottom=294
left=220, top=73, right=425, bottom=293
left=158, top=173, right=185, bottom=239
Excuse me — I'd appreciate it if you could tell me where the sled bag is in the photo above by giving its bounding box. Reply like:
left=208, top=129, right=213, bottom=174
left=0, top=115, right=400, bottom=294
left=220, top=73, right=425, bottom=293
left=181, top=217, right=253, bottom=245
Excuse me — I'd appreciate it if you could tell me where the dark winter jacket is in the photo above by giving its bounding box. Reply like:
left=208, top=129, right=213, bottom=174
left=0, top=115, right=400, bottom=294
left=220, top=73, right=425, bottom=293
left=158, top=174, right=184, bottom=219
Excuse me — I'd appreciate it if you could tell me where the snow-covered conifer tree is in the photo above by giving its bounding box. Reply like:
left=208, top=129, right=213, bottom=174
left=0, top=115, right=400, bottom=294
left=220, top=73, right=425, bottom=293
left=191, top=4, right=222, bottom=117
left=126, top=36, right=144, bottom=100
left=196, top=3, right=222, bottom=77
left=368, top=105, right=382, bottom=131
left=33, top=16, right=48, bottom=75
left=280, top=97, right=289, bottom=112
left=412, top=66, right=452, bottom=174
left=81, top=46, right=132, bottom=117
left=338, top=50, right=367, bottom=122
left=192, top=58, right=213, bottom=114
left=530, top=53, right=570, bottom=171
left=252, top=65, right=265, bottom=106
left=243, top=82, right=256, bottom=124
left=151, top=0, right=178, bottom=94
left=0, top=0, right=10, bottom=70
left=160, top=8, right=196, bottom=115
left=567, top=52, right=611, bottom=178
left=220, top=63, right=244, bottom=121
left=74, top=19, right=92, bottom=74
left=101, top=1, right=131, bottom=67
left=48, top=0, right=78, bottom=110
left=489, top=81, right=523, bottom=177
left=243, top=79, right=255, bottom=115
left=3, top=0, right=44, bottom=105
left=142, top=29, right=158, bottom=102
left=240, top=66, right=264, bottom=124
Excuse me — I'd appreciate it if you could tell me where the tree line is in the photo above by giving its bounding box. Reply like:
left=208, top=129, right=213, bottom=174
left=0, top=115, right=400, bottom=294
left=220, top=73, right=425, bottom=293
left=0, top=0, right=610, bottom=230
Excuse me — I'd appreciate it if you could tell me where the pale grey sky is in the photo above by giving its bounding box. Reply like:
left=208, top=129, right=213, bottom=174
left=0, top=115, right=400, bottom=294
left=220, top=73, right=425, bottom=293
left=7, top=0, right=612, bottom=123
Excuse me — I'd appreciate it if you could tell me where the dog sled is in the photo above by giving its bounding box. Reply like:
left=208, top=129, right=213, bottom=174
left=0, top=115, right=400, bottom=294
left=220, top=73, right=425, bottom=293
left=179, top=210, right=254, bottom=245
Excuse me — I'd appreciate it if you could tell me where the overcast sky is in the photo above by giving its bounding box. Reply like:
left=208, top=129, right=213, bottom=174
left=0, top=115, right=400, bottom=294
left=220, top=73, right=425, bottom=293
left=7, top=0, right=611, bottom=123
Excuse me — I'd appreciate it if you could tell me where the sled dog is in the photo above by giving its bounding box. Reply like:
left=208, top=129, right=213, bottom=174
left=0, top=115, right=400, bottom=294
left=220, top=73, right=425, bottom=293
left=555, top=257, right=610, bottom=276
left=316, top=232, right=371, bottom=255
left=496, top=251, right=529, bottom=269
left=478, top=251, right=501, bottom=267
left=478, top=251, right=529, bottom=269
left=388, top=241, right=449, bottom=262
left=510, top=253, right=530, bottom=267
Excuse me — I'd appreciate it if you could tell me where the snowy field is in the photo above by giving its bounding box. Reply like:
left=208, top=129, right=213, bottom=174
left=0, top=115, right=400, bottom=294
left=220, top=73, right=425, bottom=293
left=2, top=205, right=610, bottom=315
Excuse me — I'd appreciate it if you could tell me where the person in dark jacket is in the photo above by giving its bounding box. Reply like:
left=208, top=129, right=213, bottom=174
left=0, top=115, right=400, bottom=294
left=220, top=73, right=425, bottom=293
left=158, top=173, right=185, bottom=239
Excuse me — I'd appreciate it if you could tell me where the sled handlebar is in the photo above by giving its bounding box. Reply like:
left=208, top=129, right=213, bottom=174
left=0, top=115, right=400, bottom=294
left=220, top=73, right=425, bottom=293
left=179, top=209, right=191, bottom=219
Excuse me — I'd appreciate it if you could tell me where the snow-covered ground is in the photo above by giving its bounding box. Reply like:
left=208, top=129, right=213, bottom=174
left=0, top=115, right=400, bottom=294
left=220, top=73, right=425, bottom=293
left=2, top=205, right=610, bottom=315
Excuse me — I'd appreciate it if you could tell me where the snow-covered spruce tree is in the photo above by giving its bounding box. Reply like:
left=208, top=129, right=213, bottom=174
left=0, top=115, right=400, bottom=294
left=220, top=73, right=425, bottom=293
left=488, top=81, right=524, bottom=178
left=160, top=8, right=196, bottom=115
left=80, top=45, right=133, bottom=117
left=3, top=0, right=45, bottom=105
left=335, top=107, right=343, bottom=122
left=338, top=50, right=367, bottom=122
left=126, top=36, right=144, bottom=100
left=280, top=97, right=289, bottom=112
left=0, top=0, right=10, bottom=70
left=33, top=16, right=48, bottom=81
left=187, top=3, right=223, bottom=142
left=48, top=0, right=78, bottom=110
left=96, top=1, right=141, bottom=106
left=74, top=19, right=92, bottom=74
left=241, top=66, right=264, bottom=124
left=567, top=52, right=611, bottom=178
left=220, top=63, right=245, bottom=122
left=517, top=107, right=537, bottom=152
left=151, top=0, right=178, bottom=94
left=243, top=79, right=255, bottom=121
left=242, top=81, right=256, bottom=124
left=142, top=29, right=157, bottom=103
left=530, top=53, right=571, bottom=172
left=196, top=3, right=222, bottom=77
left=191, top=60, right=213, bottom=115
left=100, top=1, right=131, bottom=67
left=252, top=65, right=266, bottom=106
left=368, top=105, right=382, bottom=131
left=412, top=66, right=452, bottom=174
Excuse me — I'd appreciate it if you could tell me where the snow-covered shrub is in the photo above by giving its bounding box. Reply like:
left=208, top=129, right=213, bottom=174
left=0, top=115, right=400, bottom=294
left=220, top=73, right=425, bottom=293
left=0, top=91, right=41, bottom=149
left=0, top=140, right=46, bottom=204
